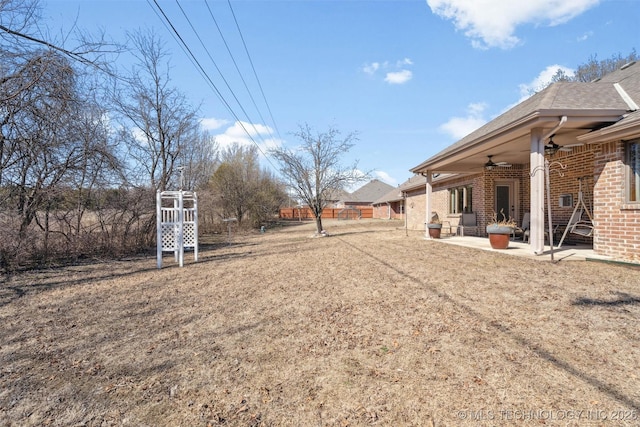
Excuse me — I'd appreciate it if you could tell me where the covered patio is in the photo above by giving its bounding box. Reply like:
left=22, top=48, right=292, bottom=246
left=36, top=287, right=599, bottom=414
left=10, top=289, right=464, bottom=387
left=426, top=233, right=612, bottom=263
left=410, top=61, right=640, bottom=263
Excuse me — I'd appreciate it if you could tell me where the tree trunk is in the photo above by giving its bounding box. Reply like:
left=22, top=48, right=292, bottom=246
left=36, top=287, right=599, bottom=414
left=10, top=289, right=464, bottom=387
left=315, top=216, right=323, bottom=234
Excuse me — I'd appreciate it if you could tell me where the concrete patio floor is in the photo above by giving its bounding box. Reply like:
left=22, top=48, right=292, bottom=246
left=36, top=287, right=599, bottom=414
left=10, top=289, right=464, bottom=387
left=427, top=234, right=612, bottom=263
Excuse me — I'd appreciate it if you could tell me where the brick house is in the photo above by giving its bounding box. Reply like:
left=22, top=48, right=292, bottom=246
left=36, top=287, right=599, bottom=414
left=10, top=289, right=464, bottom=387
left=373, top=175, right=425, bottom=223
left=408, top=61, right=640, bottom=264
left=337, top=179, right=395, bottom=208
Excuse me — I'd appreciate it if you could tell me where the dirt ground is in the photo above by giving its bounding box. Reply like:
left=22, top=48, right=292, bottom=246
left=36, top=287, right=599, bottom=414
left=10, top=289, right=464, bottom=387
left=1, top=219, right=639, bottom=426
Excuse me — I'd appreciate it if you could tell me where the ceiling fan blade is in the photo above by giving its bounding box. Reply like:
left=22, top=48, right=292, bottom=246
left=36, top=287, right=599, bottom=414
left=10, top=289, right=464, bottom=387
left=563, top=143, right=584, bottom=148
left=498, top=163, right=512, bottom=167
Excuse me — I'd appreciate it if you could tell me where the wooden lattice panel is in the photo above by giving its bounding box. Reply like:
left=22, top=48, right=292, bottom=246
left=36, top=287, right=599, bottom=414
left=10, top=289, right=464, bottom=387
left=161, top=223, right=178, bottom=251
left=183, top=223, right=195, bottom=248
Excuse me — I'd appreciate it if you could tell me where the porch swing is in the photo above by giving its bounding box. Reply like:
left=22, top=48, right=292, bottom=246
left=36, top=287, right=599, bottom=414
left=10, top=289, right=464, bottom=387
left=557, top=176, right=593, bottom=248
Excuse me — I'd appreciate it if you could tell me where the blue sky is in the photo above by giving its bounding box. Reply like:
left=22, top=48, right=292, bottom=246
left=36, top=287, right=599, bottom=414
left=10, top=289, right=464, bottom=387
left=42, top=0, right=639, bottom=189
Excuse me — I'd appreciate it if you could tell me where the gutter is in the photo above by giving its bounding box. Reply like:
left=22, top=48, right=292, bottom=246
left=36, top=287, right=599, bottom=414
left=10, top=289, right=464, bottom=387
left=542, top=115, right=567, bottom=141
left=578, top=111, right=640, bottom=143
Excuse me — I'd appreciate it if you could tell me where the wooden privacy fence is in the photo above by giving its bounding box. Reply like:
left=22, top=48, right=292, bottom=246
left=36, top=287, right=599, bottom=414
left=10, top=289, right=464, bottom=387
left=280, top=206, right=373, bottom=220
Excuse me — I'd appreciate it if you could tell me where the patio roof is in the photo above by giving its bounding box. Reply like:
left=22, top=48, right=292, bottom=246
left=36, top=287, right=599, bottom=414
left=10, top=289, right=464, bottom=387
left=578, top=109, right=640, bottom=143
left=410, top=62, right=640, bottom=174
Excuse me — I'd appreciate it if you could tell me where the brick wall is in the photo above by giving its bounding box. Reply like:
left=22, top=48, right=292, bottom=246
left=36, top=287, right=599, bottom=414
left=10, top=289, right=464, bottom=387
left=406, top=188, right=427, bottom=230
left=480, top=165, right=528, bottom=233
left=593, top=141, right=640, bottom=263
left=372, top=201, right=403, bottom=220
left=432, top=175, right=482, bottom=235
left=542, top=146, right=595, bottom=245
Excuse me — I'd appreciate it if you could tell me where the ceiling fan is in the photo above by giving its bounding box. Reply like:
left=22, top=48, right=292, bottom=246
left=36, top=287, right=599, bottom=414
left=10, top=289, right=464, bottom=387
left=545, top=134, right=583, bottom=155
left=484, top=155, right=511, bottom=170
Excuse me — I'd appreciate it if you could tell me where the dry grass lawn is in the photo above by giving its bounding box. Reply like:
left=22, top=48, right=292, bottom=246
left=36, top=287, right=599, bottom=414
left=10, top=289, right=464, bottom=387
left=1, top=219, right=639, bottom=426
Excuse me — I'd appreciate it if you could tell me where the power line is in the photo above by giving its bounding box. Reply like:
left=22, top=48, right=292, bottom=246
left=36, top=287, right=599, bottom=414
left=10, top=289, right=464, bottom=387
left=225, top=0, right=283, bottom=142
left=202, top=0, right=280, bottom=144
left=174, top=0, right=270, bottom=148
left=148, top=0, right=277, bottom=169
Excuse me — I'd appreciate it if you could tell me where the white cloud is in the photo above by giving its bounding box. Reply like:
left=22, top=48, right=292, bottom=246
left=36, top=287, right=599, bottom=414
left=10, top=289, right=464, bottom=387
left=577, top=31, right=593, bottom=42
left=441, top=63, right=578, bottom=142
left=200, top=117, right=230, bottom=131
left=362, top=58, right=414, bottom=84
left=131, top=127, right=148, bottom=145
left=374, top=170, right=397, bottom=186
left=362, top=62, right=380, bottom=75
left=487, top=64, right=577, bottom=122
left=426, top=0, right=600, bottom=49
left=517, top=64, right=575, bottom=101
left=439, top=102, right=488, bottom=139
left=212, top=121, right=281, bottom=153
left=385, top=69, right=413, bottom=84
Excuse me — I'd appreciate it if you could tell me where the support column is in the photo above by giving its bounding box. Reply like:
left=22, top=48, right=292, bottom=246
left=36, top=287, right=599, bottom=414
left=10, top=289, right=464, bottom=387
left=156, top=191, right=162, bottom=269
left=530, top=128, right=545, bottom=255
left=425, top=172, right=432, bottom=238
left=177, top=191, right=184, bottom=267
left=193, top=193, right=199, bottom=262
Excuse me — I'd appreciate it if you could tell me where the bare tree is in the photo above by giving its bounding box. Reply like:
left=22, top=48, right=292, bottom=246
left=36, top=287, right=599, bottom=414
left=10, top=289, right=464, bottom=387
left=209, top=143, right=261, bottom=225
left=572, top=49, right=638, bottom=82
left=269, top=124, right=367, bottom=234
left=0, top=0, right=120, bottom=92
left=250, top=170, right=288, bottom=227
left=179, top=130, right=219, bottom=191
left=208, top=143, right=286, bottom=227
left=0, top=0, right=126, bottom=267
left=544, top=49, right=639, bottom=89
left=113, top=29, right=199, bottom=191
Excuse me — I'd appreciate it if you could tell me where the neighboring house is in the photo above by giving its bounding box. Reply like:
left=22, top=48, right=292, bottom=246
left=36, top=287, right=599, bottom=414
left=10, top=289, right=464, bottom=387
left=337, top=179, right=395, bottom=208
left=373, top=175, right=426, bottom=225
left=323, top=188, right=351, bottom=208
left=409, top=60, right=640, bottom=264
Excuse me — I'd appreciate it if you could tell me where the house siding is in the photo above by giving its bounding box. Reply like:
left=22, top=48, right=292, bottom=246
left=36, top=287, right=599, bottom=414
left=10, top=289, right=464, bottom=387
left=546, top=146, right=594, bottom=245
left=372, top=201, right=403, bottom=220
left=481, top=165, right=528, bottom=233
left=594, top=141, right=640, bottom=263
left=406, top=188, right=426, bottom=231
left=434, top=175, right=482, bottom=235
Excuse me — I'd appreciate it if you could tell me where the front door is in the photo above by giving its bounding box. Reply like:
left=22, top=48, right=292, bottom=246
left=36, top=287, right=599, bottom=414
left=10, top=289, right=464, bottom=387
left=495, top=181, right=518, bottom=223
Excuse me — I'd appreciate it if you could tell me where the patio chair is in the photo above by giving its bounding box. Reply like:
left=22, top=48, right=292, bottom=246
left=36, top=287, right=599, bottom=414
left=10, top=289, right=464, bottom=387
left=513, top=212, right=530, bottom=241
left=456, top=212, right=477, bottom=236
left=441, top=220, right=455, bottom=236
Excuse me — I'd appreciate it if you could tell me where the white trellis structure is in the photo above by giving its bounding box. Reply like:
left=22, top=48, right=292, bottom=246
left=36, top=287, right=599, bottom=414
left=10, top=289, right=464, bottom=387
left=156, top=190, right=198, bottom=268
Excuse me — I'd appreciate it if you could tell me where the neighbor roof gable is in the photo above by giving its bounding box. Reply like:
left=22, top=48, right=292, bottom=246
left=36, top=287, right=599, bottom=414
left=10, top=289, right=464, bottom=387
left=345, top=179, right=395, bottom=203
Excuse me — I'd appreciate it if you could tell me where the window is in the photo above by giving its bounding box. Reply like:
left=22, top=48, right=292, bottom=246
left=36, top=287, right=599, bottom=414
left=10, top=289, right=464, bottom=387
left=559, top=194, right=573, bottom=207
left=628, top=140, right=640, bottom=203
left=448, top=186, right=473, bottom=214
